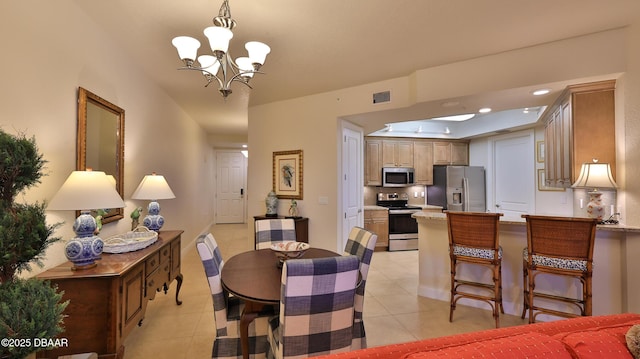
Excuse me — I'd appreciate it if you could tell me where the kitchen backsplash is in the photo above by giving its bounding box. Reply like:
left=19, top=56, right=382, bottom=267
left=364, top=185, right=427, bottom=206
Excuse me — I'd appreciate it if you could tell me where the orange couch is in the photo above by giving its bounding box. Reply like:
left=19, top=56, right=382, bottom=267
left=316, top=313, right=640, bottom=359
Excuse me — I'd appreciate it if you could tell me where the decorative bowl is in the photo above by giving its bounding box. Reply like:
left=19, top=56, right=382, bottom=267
left=103, top=226, right=158, bottom=253
left=270, top=241, right=310, bottom=264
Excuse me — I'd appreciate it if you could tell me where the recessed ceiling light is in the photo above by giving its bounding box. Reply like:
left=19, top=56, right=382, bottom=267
left=430, top=114, right=475, bottom=122
left=532, top=89, right=550, bottom=96
left=479, top=108, right=492, bottom=114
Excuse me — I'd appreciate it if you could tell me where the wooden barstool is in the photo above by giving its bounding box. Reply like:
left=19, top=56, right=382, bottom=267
left=446, top=211, right=504, bottom=328
left=521, top=215, right=597, bottom=323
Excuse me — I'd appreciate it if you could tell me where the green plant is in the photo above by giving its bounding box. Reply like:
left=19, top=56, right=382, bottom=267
left=0, top=130, right=68, bottom=359
left=0, top=278, right=67, bottom=358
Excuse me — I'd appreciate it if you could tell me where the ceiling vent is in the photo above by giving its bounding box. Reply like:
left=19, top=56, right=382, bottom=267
left=373, top=91, right=391, bottom=104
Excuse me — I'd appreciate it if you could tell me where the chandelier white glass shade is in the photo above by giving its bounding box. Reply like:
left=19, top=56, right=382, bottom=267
left=131, top=173, right=176, bottom=232
left=571, top=159, right=618, bottom=221
left=48, top=170, right=125, bottom=270
left=171, top=0, right=270, bottom=98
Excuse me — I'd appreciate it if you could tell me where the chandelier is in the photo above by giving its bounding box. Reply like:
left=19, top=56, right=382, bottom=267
left=171, top=0, right=271, bottom=98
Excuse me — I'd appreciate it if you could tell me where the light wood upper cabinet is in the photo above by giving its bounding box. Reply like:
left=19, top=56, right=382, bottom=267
left=382, top=140, right=414, bottom=167
left=365, top=139, right=383, bottom=185
left=365, top=138, right=467, bottom=186
left=413, top=141, right=434, bottom=185
left=543, top=80, right=616, bottom=188
left=433, top=142, right=469, bottom=165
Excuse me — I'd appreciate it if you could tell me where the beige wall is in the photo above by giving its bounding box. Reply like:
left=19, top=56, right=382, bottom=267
left=1, top=1, right=215, bottom=274
left=248, top=22, right=640, bottom=250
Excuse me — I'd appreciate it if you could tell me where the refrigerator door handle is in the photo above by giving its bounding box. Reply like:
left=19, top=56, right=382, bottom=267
left=462, top=177, right=469, bottom=211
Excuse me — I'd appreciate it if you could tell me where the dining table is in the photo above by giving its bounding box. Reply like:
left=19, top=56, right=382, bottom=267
left=221, top=247, right=340, bottom=359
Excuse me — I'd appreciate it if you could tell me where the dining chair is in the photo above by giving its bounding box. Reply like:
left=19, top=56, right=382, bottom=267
left=343, top=226, right=378, bottom=349
left=196, top=233, right=274, bottom=358
left=255, top=218, right=296, bottom=249
left=446, top=211, right=504, bottom=328
left=267, top=256, right=360, bottom=358
left=521, top=215, right=597, bottom=324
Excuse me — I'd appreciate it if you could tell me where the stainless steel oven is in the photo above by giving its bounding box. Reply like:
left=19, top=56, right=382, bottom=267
left=376, top=199, right=420, bottom=251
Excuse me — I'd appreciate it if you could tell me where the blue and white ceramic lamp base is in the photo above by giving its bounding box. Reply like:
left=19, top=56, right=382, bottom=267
left=143, top=201, right=165, bottom=232
left=65, top=211, right=103, bottom=270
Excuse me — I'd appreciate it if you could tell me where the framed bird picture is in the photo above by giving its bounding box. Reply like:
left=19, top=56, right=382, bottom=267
left=273, top=150, right=303, bottom=200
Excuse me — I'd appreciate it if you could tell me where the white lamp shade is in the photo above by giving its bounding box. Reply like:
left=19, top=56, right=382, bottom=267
left=571, top=162, right=618, bottom=189
left=172, top=36, right=201, bottom=61
left=106, top=175, right=117, bottom=187
left=48, top=171, right=125, bottom=211
left=198, top=55, right=221, bottom=75
left=235, top=57, right=254, bottom=78
left=131, top=173, right=176, bottom=200
left=203, top=26, right=233, bottom=53
left=245, top=41, right=270, bottom=65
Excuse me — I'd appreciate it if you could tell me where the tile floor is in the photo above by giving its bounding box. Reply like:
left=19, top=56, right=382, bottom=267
left=123, top=223, right=529, bottom=358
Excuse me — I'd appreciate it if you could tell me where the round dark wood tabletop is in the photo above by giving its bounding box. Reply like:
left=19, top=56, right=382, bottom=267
left=221, top=248, right=339, bottom=304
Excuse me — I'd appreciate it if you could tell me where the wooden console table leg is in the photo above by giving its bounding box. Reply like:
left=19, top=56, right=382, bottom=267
left=175, top=273, right=183, bottom=305
left=240, top=301, right=265, bottom=359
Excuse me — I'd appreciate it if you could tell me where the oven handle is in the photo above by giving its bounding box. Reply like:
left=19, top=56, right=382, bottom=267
left=389, top=210, right=420, bottom=215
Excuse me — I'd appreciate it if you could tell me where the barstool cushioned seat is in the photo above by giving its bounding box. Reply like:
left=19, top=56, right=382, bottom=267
left=454, top=245, right=503, bottom=260
left=522, top=248, right=588, bottom=271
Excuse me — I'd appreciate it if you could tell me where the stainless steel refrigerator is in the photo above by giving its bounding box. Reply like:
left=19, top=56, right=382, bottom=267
left=427, top=165, right=486, bottom=211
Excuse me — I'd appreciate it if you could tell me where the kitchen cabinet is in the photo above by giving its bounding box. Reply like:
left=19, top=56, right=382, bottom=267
left=365, top=138, right=467, bottom=186
left=543, top=80, right=616, bottom=188
left=365, top=139, right=383, bottom=185
left=382, top=140, right=414, bottom=167
left=364, top=209, right=389, bottom=250
left=433, top=142, right=469, bottom=165
left=413, top=140, right=434, bottom=185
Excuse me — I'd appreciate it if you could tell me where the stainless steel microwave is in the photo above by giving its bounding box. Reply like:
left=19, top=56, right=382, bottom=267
left=382, top=167, right=415, bottom=187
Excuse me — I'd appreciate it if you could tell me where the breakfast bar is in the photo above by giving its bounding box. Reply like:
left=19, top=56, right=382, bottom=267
left=413, top=212, right=640, bottom=318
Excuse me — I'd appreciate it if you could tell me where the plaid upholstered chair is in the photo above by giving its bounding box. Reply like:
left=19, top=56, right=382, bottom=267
left=343, top=226, right=377, bottom=349
left=196, top=233, right=274, bottom=358
left=255, top=218, right=296, bottom=249
left=267, top=256, right=360, bottom=358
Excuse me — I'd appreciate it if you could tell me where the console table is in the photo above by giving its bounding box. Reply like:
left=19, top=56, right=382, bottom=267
left=36, top=230, right=183, bottom=359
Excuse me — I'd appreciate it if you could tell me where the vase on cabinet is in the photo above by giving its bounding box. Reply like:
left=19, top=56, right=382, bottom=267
left=265, top=191, right=278, bottom=217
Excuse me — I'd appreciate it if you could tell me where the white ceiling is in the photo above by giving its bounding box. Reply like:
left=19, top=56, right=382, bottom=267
left=74, top=0, right=640, bottom=144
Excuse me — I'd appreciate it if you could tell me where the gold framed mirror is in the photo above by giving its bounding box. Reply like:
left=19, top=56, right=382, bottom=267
left=77, top=87, right=125, bottom=224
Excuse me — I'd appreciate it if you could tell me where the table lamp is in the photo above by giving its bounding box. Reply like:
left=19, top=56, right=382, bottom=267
left=131, top=173, right=175, bottom=231
left=571, top=159, right=617, bottom=221
left=48, top=170, right=126, bottom=270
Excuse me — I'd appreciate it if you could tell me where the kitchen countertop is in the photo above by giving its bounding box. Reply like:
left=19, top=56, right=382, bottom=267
left=364, top=205, right=388, bottom=211
left=412, top=211, right=640, bottom=232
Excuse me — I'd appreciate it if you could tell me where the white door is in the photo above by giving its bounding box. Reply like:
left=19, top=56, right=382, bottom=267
left=492, top=132, right=535, bottom=217
left=216, top=151, right=246, bottom=223
left=341, top=123, right=363, bottom=251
